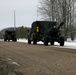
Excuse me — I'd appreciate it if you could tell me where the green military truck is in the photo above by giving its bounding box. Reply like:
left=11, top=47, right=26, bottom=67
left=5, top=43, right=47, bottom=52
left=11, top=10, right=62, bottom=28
left=28, top=21, right=64, bottom=46
left=4, top=30, right=17, bottom=42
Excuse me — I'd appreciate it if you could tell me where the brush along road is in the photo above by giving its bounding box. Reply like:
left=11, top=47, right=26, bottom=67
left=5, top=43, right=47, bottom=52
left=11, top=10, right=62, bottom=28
left=0, top=41, right=76, bottom=75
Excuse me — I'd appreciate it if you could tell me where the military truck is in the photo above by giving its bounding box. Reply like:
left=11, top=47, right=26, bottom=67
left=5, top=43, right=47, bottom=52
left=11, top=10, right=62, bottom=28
left=4, top=30, right=17, bottom=42
left=28, top=21, right=64, bottom=46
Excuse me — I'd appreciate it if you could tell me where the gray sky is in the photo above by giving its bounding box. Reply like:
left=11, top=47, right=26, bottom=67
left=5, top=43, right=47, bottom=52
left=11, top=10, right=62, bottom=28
left=0, top=0, right=40, bottom=30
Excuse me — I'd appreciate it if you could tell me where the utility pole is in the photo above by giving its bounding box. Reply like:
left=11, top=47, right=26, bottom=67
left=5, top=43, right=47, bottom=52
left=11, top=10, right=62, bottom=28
left=14, top=10, right=16, bottom=31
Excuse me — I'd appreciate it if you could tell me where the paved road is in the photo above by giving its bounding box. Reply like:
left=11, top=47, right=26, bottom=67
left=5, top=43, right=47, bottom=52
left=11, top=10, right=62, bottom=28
left=0, top=41, right=76, bottom=75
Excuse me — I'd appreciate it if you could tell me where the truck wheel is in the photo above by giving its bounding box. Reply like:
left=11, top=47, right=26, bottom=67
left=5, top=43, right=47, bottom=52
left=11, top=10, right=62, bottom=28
left=28, top=39, right=31, bottom=44
left=33, top=39, right=37, bottom=44
left=51, top=41, right=54, bottom=45
left=4, top=39, right=7, bottom=41
left=28, top=35, right=31, bottom=44
left=60, top=36, right=64, bottom=46
left=44, top=38, right=48, bottom=46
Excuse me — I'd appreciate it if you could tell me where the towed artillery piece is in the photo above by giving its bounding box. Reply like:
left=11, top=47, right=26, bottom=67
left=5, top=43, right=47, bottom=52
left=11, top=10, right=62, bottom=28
left=28, top=21, right=64, bottom=46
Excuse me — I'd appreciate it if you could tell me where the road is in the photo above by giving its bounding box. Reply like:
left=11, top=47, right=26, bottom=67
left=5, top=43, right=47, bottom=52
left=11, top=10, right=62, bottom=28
left=0, top=41, right=76, bottom=75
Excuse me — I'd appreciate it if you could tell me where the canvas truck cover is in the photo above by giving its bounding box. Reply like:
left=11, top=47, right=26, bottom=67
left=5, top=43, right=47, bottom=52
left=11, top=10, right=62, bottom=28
left=31, top=21, right=57, bottom=34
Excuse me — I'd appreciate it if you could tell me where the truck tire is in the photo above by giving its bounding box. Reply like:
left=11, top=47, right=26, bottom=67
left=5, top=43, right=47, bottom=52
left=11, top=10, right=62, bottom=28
left=60, top=36, right=64, bottom=46
left=28, top=35, right=31, bottom=44
left=13, top=38, right=17, bottom=42
left=12, top=38, right=16, bottom=42
left=33, top=36, right=37, bottom=44
left=4, top=39, right=7, bottom=41
left=28, top=39, right=31, bottom=44
left=51, top=41, right=54, bottom=45
left=44, top=37, right=48, bottom=46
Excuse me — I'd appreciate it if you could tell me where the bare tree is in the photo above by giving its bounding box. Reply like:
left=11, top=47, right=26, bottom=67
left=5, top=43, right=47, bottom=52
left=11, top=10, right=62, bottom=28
left=38, top=0, right=76, bottom=40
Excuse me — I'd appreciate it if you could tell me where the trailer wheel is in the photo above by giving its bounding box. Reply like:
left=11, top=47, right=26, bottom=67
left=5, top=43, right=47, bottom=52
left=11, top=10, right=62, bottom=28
left=12, top=38, right=17, bottom=42
left=60, top=36, right=64, bottom=46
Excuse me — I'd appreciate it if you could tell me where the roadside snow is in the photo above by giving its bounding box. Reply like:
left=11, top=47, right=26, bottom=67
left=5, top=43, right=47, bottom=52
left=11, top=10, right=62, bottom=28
left=17, top=39, right=28, bottom=43
left=17, top=38, right=76, bottom=49
left=54, top=42, right=76, bottom=49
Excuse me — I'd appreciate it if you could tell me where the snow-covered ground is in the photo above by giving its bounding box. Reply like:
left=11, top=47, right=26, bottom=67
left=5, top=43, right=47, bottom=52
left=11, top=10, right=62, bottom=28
left=17, top=38, right=76, bottom=49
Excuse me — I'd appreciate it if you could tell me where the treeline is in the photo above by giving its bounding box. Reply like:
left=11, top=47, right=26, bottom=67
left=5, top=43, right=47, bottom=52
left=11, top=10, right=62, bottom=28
left=16, top=26, right=29, bottom=39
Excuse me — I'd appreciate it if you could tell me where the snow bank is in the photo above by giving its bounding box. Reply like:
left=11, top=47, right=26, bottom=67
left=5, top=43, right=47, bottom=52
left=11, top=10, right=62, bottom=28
left=17, top=38, right=76, bottom=49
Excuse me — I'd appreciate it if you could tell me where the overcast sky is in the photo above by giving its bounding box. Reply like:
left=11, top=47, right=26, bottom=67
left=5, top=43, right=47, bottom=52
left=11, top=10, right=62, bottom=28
left=0, top=0, right=40, bottom=30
